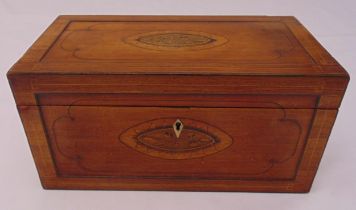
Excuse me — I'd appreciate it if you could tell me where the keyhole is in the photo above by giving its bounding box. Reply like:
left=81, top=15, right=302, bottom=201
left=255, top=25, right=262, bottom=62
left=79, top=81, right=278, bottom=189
left=175, top=122, right=182, bottom=131
left=173, top=119, right=184, bottom=138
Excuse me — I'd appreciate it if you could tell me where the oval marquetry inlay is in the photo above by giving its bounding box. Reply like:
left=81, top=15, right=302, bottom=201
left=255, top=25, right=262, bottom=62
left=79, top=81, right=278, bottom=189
left=119, top=118, right=232, bottom=159
left=124, top=31, right=228, bottom=51
left=138, top=33, right=214, bottom=47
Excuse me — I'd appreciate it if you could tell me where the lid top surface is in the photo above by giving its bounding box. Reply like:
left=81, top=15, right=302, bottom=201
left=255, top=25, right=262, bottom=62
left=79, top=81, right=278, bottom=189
left=10, top=16, right=347, bottom=76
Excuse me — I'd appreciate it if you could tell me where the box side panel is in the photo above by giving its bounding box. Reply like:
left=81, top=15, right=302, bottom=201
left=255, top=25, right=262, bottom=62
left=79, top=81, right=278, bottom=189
left=16, top=106, right=58, bottom=187
left=293, top=109, right=338, bottom=191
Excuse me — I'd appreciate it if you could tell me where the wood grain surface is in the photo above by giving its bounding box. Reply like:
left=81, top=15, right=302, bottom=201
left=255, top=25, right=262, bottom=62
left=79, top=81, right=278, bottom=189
left=39, top=106, right=313, bottom=179
left=7, top=15, right=348, bottom=76
left=7, top=16, right=349, bottom=192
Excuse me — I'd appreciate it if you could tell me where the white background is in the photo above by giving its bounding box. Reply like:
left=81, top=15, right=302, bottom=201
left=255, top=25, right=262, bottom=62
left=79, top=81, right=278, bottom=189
left=0, top=0, right=355, bottom=209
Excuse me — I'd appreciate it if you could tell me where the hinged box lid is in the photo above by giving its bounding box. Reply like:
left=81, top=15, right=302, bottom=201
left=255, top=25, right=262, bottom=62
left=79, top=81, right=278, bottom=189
left=8, top=16, right=349, bottom=108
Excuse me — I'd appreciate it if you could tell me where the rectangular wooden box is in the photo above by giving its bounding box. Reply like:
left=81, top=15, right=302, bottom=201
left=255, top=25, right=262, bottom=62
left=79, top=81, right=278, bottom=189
left=7, top=16, right=349, bottom=192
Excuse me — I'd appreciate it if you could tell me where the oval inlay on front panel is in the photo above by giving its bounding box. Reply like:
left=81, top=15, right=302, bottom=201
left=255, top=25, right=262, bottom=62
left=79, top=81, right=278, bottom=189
left=119, top=118, right=232, bottom=159
left=124, top=31, right=228, bottom=51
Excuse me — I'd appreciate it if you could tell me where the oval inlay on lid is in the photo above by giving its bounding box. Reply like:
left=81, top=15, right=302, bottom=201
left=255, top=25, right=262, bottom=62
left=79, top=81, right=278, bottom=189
left=119, top=118, right=232, bottom=160
left=124, top=31, right=228, bottom=51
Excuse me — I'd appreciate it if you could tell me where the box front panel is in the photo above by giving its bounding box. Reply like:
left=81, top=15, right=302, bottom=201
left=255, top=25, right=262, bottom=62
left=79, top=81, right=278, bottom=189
left=39, top=104, right=314, bottom=181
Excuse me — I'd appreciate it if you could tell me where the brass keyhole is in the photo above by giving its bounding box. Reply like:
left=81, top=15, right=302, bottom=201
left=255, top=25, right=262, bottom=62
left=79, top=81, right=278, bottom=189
left=173, top=119, right=184, bottom=138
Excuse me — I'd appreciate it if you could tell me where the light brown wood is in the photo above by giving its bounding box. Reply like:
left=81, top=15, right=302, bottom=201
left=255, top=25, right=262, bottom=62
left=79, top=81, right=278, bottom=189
left=40, top=106, right=313, bottom=178
left=36, top=93, right=319, bottom=108
left=8, top=16, right=349, bottom=192
left=8, top=75, right=348, bottom=108
left=34, top=109, right=336, bottom=192
left=8, top=16, right=347, bottom=76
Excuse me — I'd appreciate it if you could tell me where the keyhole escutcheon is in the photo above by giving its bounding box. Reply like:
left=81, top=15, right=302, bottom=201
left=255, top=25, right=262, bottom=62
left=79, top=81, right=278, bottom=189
left=173, top=119, right=184, bottom=138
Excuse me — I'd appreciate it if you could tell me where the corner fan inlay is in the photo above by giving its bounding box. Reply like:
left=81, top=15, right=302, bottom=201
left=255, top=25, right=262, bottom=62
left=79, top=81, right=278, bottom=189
left=124, top=31, right=228, bottom=51
left=119, top=118, right=232, bottom=159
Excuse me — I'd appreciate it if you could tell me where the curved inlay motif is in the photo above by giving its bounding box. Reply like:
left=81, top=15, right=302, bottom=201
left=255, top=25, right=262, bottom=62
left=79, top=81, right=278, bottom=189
left=119, top=118, right=233, bottom=159
left=124, top=31, right=228, bottom=51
